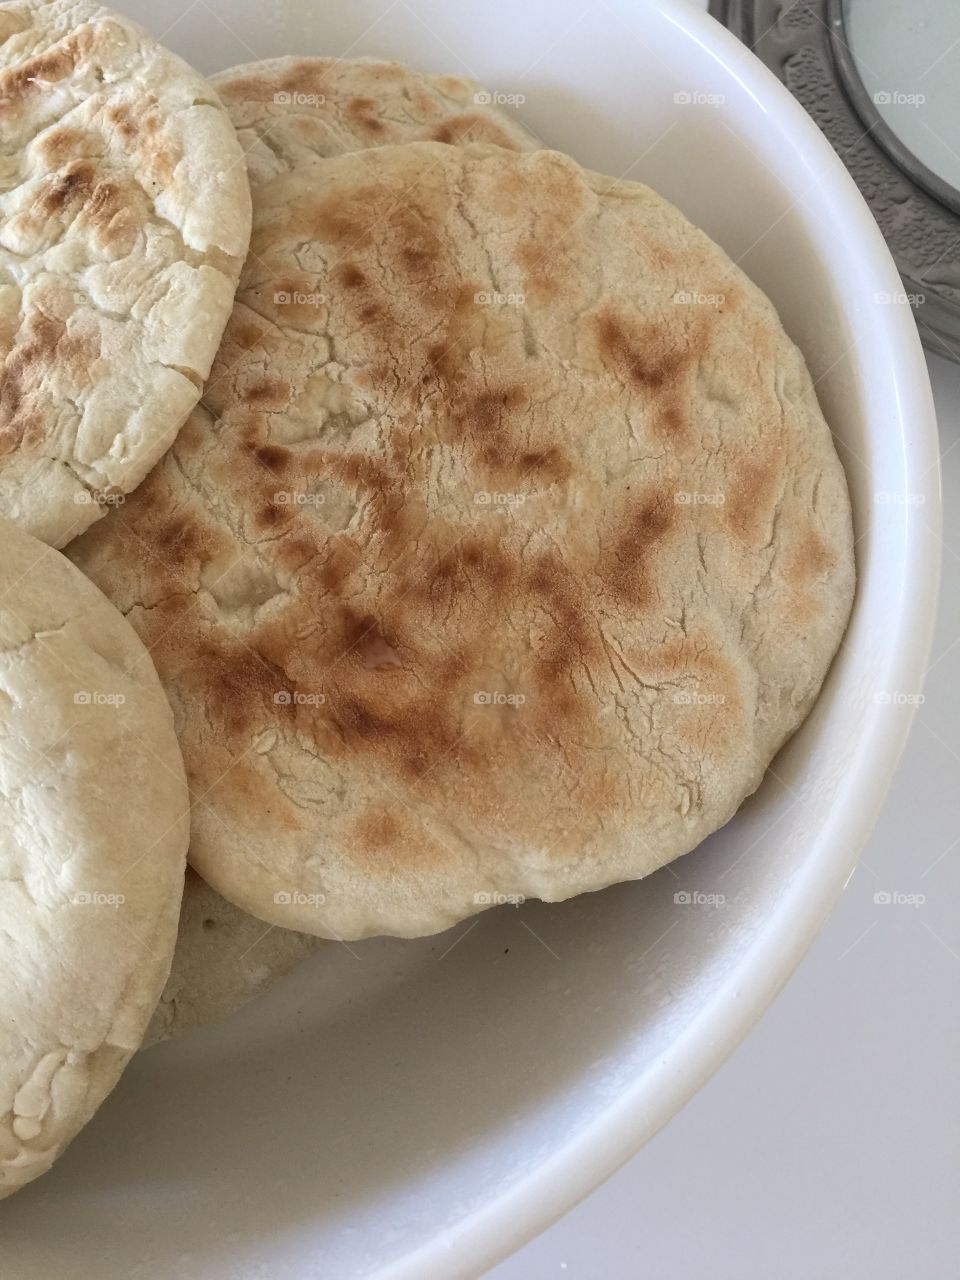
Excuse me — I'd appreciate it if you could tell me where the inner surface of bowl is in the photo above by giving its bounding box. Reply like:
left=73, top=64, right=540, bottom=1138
left=1, top=3, right=938, bottom=1278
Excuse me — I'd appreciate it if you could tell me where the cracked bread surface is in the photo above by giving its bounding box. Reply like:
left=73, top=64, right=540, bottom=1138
left=210, top=55, right=540, bottom=191
left=0, top=513, right=188, bottom=1198
left=0, top=0, right=252, bottom=547
left=138, top=60, right=542, bottom=1036
left=69, top=140, right=855, bottom=941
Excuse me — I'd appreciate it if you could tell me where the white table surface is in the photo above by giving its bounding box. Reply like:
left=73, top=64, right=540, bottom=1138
left=487, top=346, right=960, bottom=1277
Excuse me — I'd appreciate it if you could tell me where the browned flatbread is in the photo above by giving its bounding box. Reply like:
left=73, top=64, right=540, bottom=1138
left=0, top=0, right=252, bottom=548
left=140, top=57, right=540, bottom=1023
left=69, top=141, right=855, bottom=940
left=210, top=55, right=539, bottom=189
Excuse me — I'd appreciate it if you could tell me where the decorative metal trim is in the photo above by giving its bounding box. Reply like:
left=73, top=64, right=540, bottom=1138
left=710, top=0, right=960, bottom=362
left=825, top=0, right=960, bottom=217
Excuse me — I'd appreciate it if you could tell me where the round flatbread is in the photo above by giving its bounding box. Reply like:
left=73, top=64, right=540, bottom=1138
left=143, top=869, right=322, bottom=1047
left=69, top=141, right=855, bottom=941
left=210, top=55, right=539, bottom=189
left=0, top=0, right=252, bottom=547
left=0, top=514, right=188, bottom=1198
left=140, top=59, right=534, bottom=1026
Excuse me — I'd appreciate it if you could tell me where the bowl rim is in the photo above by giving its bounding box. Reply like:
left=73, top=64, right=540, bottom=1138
left=374, top=2, right=942, bottom=1275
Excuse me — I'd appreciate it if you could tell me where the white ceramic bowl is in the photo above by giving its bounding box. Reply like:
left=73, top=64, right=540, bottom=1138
left=3, top=1, right=940, bottom=1276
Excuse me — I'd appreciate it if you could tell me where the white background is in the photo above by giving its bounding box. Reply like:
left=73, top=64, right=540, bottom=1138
left=487, top=346, right=960, bottom=1277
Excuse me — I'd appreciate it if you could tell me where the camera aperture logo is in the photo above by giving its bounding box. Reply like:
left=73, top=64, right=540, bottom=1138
left=273, top=890, right=326, bottom=907
left=273, top=489, right=326, bottom=507
left=673, top=290, right=725, bottom=308
left=274, top=689, right=326, bottom=706
left=475, top=490, right=528, bottom=508
left=873, top=691, right=925, bottom=706
left=874, top=290, right=925, bottom=307
left=474, top=691, right=526, bottom=707
left=674, top=490, right=725, bottom=506
left=474, top=290, right=525, bottom=307
left=874, top=490, right=925, bottom=506
left=673, top=90, right=725, bottom=107
left=274, top=290, right=326, bottom=307
left=672, top=690, right=726, bottom=706
left=74, top=489, right=125, bottom=507
left=473, top=90, right=525, bottom=107
left=872, top=90, right=925, bottom=107
left=673, top=890, right=726, bottom=907
left=74, top=690, right=125, bottom=707
left=274, top=91, right=326, bottom=107
left=873, top=890, right=925, bottom=908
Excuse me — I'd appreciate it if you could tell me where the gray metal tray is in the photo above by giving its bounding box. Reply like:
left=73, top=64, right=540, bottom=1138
left=711, top=0, right=960, bottom=363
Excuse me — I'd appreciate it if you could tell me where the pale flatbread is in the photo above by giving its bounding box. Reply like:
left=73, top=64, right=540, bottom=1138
left=0, top=0, right=252, bottom=547
left=0, top=514, right=188, bottom=1198
left=210, top=55, right=539, bottom=189
left=70, top=141, right=855, bottom=941
left=143, top=869, right=321, bottom=1047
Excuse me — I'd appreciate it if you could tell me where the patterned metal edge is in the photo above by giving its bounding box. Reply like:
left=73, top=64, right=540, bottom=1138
left=710, top=0, right=960, bottom=363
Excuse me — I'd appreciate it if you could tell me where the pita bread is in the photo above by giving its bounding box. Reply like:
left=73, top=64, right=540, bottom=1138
left=143, top=869, right=321, bottom=1047
left=0, top=0, right=252, bottom=548
left=138, top=60, right=530, bottom=1026
left=69, top=141, right=855, bottom=940
left=0, top=514, right=188, bottom=1198
left=210, top=56, right=539, bottom=190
